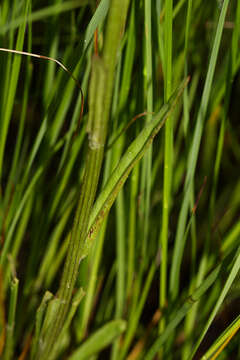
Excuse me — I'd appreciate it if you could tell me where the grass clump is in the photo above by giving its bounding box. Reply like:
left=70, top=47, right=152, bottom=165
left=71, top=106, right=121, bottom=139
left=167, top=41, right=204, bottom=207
left=0, top=0, right=240, bottom=359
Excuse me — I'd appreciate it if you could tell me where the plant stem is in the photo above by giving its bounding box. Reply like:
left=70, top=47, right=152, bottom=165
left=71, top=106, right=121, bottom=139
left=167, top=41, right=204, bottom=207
left=159, top=0, right=173, bottom=335
left=35, top=1, right=130, bottom=358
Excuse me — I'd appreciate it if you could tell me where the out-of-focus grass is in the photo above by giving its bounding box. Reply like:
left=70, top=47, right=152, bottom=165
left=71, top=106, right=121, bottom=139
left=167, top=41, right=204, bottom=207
left=0, top=0, right=240, bottom=359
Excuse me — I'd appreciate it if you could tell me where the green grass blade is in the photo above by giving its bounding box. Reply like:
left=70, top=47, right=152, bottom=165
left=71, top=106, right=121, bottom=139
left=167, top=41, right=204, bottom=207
left=31, top=292, right=54, bottom=360
left=85, top=79, right=188, bottom=261
left=189, top=246, right=240, bottom=359
left=0, top=0, right=89, bottom=35
left=145, top=260, right=224, bottom=360
left=83, top=0, right=110, bottom=52
left=183, top=0, right=192, bottom=135
left=0, top=0, right=30, bottom=181
left=68, top=320, right=126, bottom=360
left=0, top=167, right=43, bottom=267
left=120, top=260, right=156, bottom=360
left=3, top=277, right=18, bottom=360
left=170, top=0, right=231, bottom=300
left=201, top=313, right=240, bottom=360
left=141, top=0, right=153, bottom=262
left=159, top=0, right=173, bottom=336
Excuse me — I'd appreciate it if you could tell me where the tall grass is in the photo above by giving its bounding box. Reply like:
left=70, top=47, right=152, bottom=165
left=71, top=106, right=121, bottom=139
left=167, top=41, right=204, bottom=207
left=0, top=0, right=240, bottom=359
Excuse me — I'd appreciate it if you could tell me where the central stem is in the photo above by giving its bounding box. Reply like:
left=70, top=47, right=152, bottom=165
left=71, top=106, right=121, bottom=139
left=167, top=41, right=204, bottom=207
left=36, top=1, right=131, bottom=359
